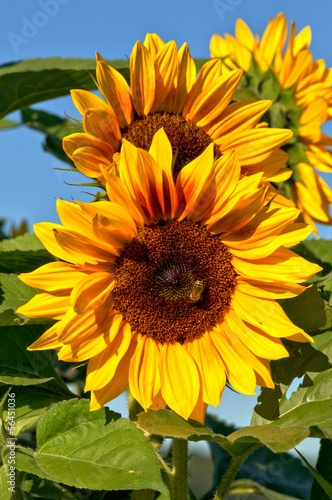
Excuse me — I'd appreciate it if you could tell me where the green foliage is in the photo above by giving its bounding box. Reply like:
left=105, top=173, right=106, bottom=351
left=9, top=399, right=166, bottom=494
left=310, top=440, right=332, bottom=500
left=0, top=58, right=129, bottom=119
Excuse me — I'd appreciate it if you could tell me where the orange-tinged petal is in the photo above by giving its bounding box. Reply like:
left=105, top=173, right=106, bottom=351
left=176, top=143, right=215, bottom=221
left=143, top=33, right=165, bottom=58
left=63, top=132, right=113, bottom=160
left=130, top=40, right=155, bottom=116
left=83, top=107, right=121, bottom=150
left=129, top=335, right=161, bottom=409
left=185, top=70, right=243, bottom=128
left=152, top=40, right=178, bottom=112
left=160, top=342, right=200, bottom=420
left=182, top=59, right=223, bottom=116
left=96, top=52, right=133, bottom=128
left=72, top=147, right=113, bottom=180
left=172, top=43, right=196, bottom=114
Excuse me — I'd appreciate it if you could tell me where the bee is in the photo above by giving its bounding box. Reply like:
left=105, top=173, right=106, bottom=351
left=189, top=280, right=205, bottom=303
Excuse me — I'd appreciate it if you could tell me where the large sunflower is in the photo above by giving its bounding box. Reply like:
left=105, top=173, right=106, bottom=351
left=63, top=33, right=292, bottom=186
left=17, top=130, right=320, bottom=423
left=210, top=13, right=332, bottom=230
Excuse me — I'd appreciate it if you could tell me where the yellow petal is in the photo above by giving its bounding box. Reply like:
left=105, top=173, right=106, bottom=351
left=172, top=43, right=196, bottom=114
left=70, top=272, right=115, bottom=315
left=70, top=89, right=109, bottom=115
left=85, top=322, right=133, bottom=391
left=186, top=335, right=226, bottom=407
left=160, top=342, right=200, bottom=420
left=232, top=288, right=313, bottom=342
left=129, top=335, right=161, bottom=409
left=233, top=247, right=321, bottom=283
left=83, top=107, right=121, bottom=150
left=18, top=262, right=87, bottom=292
left=209, top=327, right=256, bottom=395
left=27, top=323, right=63, bottom=351
left=17, top=291, right=70, bottom=319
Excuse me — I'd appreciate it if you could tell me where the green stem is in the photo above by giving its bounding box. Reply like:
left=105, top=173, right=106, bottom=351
left=170, top=438, right=188, bottom=500
left=214, top=445, right=261, bottom=500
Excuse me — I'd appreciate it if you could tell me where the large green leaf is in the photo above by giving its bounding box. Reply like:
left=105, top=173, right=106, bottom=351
left=11, top=399, right=167, bottom=494
left=0, top=233, right=55, bottom=275
left=0, top=324, right=72, bottom=395
left=280, top=286, right=332, bottom=333
left=252, top=331, right=332, bottom=436
left=296, top=448, right=332, bottom=499
left=0, top=274, right=40, bottom=326
left=0, top=57, right=129, bottom=119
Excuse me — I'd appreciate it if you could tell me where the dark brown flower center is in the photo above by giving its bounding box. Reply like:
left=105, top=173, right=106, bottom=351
left=112, top=220, right=237, bottom=344
left=122, top=112, right=221, bottom=177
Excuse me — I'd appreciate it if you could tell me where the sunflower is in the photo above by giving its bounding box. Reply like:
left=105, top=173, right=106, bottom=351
left=63, top=33, right=293, bottom=187
left=210, top=13, right=332, bottom=230
left=17, top=130, right=320, bottom=423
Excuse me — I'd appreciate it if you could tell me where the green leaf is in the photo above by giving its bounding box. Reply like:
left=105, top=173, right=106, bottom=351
left=0, top=57, right=129, bottom=119
left=280, top=286, right=332, bottom=333
left=311, top=440, right=332, bottom=500
left=260, top=70, right=281, bottom=101
left=138, top=409, right=303, bottom=455
left=0, top=465, right=13, bottom=500
left=12, top=399, right=167, bottom=494
left=0, top=324, right=72, bottom=396
left=252, top=331, right=332, bottom=438
left=0, top=233, right=55, bottom=275
left=0, top=274, right=39, bottom=326
left=2, top=386, right=70, bottom=436
left=296, top=448, right=332, bottom=499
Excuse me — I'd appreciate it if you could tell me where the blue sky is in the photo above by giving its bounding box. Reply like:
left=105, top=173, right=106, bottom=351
left=1, top=0, right=331, bottom=460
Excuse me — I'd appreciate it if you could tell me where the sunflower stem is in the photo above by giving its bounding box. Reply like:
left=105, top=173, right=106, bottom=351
left=170, top=438, right=188, bottom=500
left=213, top=445, right=261, bottom=500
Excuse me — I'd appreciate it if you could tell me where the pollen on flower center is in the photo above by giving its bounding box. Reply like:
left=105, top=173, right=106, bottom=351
left=122, top=112, right=221, bottom=177
left=112, top=220, right=237, bottom=343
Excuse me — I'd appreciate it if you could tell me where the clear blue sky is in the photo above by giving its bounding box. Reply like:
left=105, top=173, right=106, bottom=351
left=1, top=0, right=331, bottom=460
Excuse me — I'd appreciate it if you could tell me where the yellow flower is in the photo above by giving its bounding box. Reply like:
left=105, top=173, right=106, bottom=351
left=210, top=13, right=332, bottom=230
left=17, top=131, right=320, bottom=423
left=63, top=33, right=292, bottom=186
